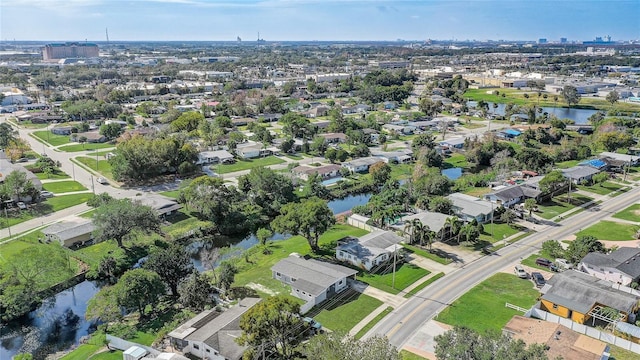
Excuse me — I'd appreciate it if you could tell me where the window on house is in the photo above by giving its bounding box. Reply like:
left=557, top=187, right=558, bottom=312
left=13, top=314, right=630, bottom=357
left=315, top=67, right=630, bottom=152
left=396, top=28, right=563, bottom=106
left=206, top=349, right=211, bottom=353
left=552, top=304, right=558, bottom=310
left=276, top=272, right=281, bottom=277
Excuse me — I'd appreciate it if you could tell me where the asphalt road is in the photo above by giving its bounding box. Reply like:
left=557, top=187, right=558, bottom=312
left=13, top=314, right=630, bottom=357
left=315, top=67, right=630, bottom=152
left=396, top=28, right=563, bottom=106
left=363, top=184, right=640, bottom=348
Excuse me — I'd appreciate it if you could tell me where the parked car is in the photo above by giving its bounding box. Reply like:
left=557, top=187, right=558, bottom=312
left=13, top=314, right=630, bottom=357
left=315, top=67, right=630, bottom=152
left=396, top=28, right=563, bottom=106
left=16, top=202, right=27, bottom=210
left=96, top=177, right=109, bottom=185
left=303, top=317, right=322, bottom=334
left=555, top=259, right=573, bottom=270
left=531, top=272, right=546, bottom=287
left=40, top=191, right=54, bottom=198
left=514, top=265, right=528, bottom=279
left=536, top=257, right=558, bottom=271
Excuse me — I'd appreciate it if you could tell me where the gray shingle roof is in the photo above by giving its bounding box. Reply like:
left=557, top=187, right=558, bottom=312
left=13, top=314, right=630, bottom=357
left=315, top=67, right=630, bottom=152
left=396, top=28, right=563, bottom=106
left=42, top=219, right=95, bottom=241
left=561, top=166, right=600, bottom=180
left=447, top=192, right=493, bottom=217
left=395, top=211, right=450, bottom=233
left=582, top=247, right=640, bottom=279
left=489, top=185, right=525, bottom=202
left=271, top=256, right=357, bottom=296
left=542, top=270, right=638, bottom=315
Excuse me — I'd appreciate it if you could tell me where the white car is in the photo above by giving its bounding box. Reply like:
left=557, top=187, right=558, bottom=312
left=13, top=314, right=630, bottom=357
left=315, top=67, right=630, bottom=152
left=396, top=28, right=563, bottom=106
left=40, top=191, right=54, bottom=198
left=514, top=265, right=528, bottom=279
left=16, top=202, right=27, bottom=210
left=96, top=177, right=109, bottom=185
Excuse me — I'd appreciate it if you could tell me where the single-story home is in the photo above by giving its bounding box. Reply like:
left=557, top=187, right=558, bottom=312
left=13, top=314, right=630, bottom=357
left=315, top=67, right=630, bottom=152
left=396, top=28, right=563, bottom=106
left=51, top=126, right=74, bottom=135
left=579, top=247, right=640, bottom=287
left=168, top=297, right=262, bottom=360
left=447, top=192, right=494, bottom=223
left=484, top=185, right=540, bottom=208
left=317, top=132, right=347, bottom=143
left=272, top=254, right=357, bottom=308
left=132, top=194, right=182, bottom=218
left=561, top=166, right=601, bottom=185
left=42, top=217, right=95, bottom=247
left=371, top=149, right=413, bottom=164
left=236, top=144, right=263, bottom=159
left=197, top=150, right=234, bottom=165
left=336, top=230, right=404, bottom=271
left=0, top=155, right=42, bottom=201
left=439, top=138, right=466, bottom=149
left=382, top=123, right=415, bottom=135
left=497, top=129, right=522, bottom=139
left=503, top=316, right=609, bottom=360
left=341, top=156, right=385, bottom=173
left=599, top=152, right=639, bottom=166
left=391, top=211, right=451, bottom=239
left=540, top=270, right=639, bottom=325
left=292, top=164, right=342, bottom=181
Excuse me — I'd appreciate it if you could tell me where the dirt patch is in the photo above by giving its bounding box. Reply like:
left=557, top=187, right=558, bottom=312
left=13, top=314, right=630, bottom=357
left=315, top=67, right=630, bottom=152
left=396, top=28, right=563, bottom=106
left=246, top=282, right=278, bottom=296
left=632, top=209, right=640, bottom=217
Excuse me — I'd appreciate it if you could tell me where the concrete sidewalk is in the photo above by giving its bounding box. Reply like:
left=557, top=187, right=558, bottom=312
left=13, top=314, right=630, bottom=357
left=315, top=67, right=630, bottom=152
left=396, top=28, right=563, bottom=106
left=0, top=203, right=90, bottom=242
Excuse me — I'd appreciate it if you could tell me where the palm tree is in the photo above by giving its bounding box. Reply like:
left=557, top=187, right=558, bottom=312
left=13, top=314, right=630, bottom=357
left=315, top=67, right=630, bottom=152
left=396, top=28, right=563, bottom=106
left=460, top=224, right=477, bottom=244
left=403, top=219, right=417, bottom=244
left=444, top=217, right=461, bottom=243
left=422, top=228, right=436, bottom=251
left=412, top=220, right=426, bottom=246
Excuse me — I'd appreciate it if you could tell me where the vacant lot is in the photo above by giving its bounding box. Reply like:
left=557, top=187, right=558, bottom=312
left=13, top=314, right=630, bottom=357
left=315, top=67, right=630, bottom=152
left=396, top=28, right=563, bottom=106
left=576, top=220, right=639, bottom=241
left=32, top=130, right=71, bottom=146
left=359, top=263, right=430, bottom=294
left=75, top=157, right=114, bottom=180
left=579, top=181, right=625, bottom=196
left=612, top=204, right=640, bottom=223
left=42, top=180, right=88, bottom=193
left=58, top=143, right=114, bottom=152
left=478, top=223, right=521, bottom=243
left=435, top=273, right=539, bottom=333
left=216, top=156, right=285, bottom=174
left=309, top=290, right=382, bottom=333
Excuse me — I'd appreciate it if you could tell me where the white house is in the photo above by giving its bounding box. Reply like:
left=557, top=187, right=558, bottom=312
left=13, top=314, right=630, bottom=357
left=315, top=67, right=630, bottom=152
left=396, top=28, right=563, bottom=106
left=579, top=247, right=640, bottom=287
left=447, top=192, right=494, bottom=223
left=336, top=231, right=404, bottom=271
left=42, top=218, right=95, bottom=247
left=341, top=157, right=385, bottom=173
left=272, top=254, right=357, bottom=309
left=168, top=298, right=262, bottom=360
left=196, top=150, right=234, bottom=165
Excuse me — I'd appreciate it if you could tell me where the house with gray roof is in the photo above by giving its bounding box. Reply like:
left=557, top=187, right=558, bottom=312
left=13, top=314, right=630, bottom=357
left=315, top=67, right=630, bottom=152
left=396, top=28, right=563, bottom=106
left=197, top=150, right=234, bottom=165
left=484, top=184, right=541, bottom=208
left=132, top=194, right=182, bottom=218
left=579, top=247, right=640, bottom=287
left=336, top=230, right=404, bottom=271
left=540, top=270, right=639, bottom=325
left=561, top=166, right=601, bottom=184
left=272, top=254, right=357, bottom=310
left=447, top=192, right=494, bottom=223
left=341, top=156, right=385, bottom=173
left=168, top=297, right=261, bottom=360
left=42, top=217, right=95, bottom=247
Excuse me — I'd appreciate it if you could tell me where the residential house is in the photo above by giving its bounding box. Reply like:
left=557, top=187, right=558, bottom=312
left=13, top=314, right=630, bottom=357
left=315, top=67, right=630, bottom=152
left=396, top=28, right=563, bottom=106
left=371, top=149, right=413, bottom=164
left=168, top=297, right=262, bottom=360
left=361, top=128, right=380, bottom=144
left=392, top=211, right=451, bottom=240
left=77, top=131, right=107, bottom=143
left=382, top=123, right=415, bottom=135
left=599, top=152, right=640, bottom=166
left=0, top=155, right=42, bottom=201
left=342, top=104, right=371, bottom=114
left=336, top=230, right=404, bottom=271
left=484, top=185, right=540, bottom=208
left=579, top=159, right=608, bottom=171
left=561, top=166, right=601, bottom=185
left=447, top=192, right=494, bottom=223
left=197, top=150, right=234, bottom=165
left=51, top=126, right=74, bottom=135
left=132, top=194, right=182, bottom=218
left=497, top=129, right=522, bottom=139
left=42, top=217, right=95, bottom=247
left=272, top=254, right=357, bottom=308
left=539, top=270, right=639, bottom=325
left=259, top=113, right=282, bottom=122
left=318, top=132, right=347, bottom=144
left=305, top=106, right=330, bottom=118
left=503, top=316, right=609, bottom=360
left=579, top=247, right=640, bottom=287
left=230, top=117, right=256, bottom=127
left=236, top=142, right=264, bottom=159
left=341, top=157, right=385, bottom=173
left=439, top=138, right=466, bottom=150
left=292, top=164, right=342, bottom=181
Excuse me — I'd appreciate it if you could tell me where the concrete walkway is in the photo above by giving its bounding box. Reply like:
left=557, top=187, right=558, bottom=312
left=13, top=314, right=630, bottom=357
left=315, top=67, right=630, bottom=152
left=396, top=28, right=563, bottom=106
left=0, top=203, right=90, bottom=242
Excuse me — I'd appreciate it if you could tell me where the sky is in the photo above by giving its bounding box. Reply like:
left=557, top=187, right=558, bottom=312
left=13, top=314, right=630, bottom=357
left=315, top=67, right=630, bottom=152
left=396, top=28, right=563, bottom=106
left=1, top=0, right=638, bottom=42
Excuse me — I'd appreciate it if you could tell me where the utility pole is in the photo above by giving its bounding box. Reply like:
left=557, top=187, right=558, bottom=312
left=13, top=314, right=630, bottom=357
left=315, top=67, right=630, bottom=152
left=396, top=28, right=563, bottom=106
left=392, top=244, right=397, bottom=289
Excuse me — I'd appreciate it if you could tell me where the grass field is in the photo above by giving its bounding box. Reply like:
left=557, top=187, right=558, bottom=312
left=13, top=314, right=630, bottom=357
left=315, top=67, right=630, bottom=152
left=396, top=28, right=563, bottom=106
left=390, top=163, right=413, bottom=180
left=402, top=244, right=452, bottom=265
left=358, top=263, right=430, bottom=295
left=479, top=223, right=521, bottom=243
left=443, top=153, right=469, bottom=169
left=42, top=180, right=88, bottom=193
left=232, top=224, right=369, bottom=295
left=35, top=170, right=70, bottom=180
left=555, top=160, right=581, bottom=169
left=576, top=220, right=639, bottom=241
left=612, top=204, right=640, bottom=223
left=354, top=306, right=393, bottom=339
left=404, top=272, right=445, bottom=298
left=401, top=350, right=427, bottom=360
left=310, top=291, right=383, bottom=333
left=435, top=273, right=539, bottom=333
left=463, top=186, right=492, bottom=197
left=216, top=156, right=285, bottom=174
left=86, top=150, right=114, bottom=157
left=536, top=194, right=593, bottom=219
left=58, top=143, right=114, bottom=152
left=32, top=130, right=71, bottom=146
left=75, top=156, right=114, bottom=180
left=579, top=181, right=625, bottom=196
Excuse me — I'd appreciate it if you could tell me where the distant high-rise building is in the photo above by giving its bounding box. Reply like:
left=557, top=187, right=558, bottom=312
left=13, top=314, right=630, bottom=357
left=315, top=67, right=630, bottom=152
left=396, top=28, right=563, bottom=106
left=538, top=38, right=547, bottom=44
left=560, top=37, right=567, bottom=44
left=583, top=36, right=613, bottom=45
left=42, top=42, right=99, bottom=61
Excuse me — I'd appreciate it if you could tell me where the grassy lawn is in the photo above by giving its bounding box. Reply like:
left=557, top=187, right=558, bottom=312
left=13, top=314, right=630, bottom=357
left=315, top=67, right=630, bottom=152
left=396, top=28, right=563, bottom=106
left=216, top=156, right=285, bottom=174
left=390, top=163, right=413, bottom=180
left=75, top=156, right=114, bottom=180
left=609, top=344, right=640, bottom=360
left=32, top=130, right=71, bottom=146
left=555, top=160, right=580, bottom=169
left=58, top=143, right=115, bottom=152
left=354, top=306, right=393, bottom=339
left=89, top=351, right=123, bottom=360
left=479, top=223, right=521, bottom=243
left=404, top=273, right=445, bottom=298
left=0, top=193, right=91, bottom=230
left=35, top=170, right=71, bottom=180
left=159, top=189, right=181, bottom=199
left=283, top=153, right=306, bottom=160
left=612, top=204, right=640, bottom=223
left=402, top=244, right=453, bottom=265
left=576, top=220, right=639, bottom=241
left=60, top=344, right=102, bottom=360
left=401, top=350, right=428, bottom=360
left=359, top=263, right=430, bottom=295
left=536, top=194, right=593, bottom=220
left=310, top=291, right=383, bottom=333
left=578, top=181, right=624, bottom=196
left=0, top=231, right=44, bottom=265
left=443, top=153, right=469, bottom=169
left=42, top=180, right=88, bottom=193
left=163, top=212, right=212, bottom=239
left=43, top=193, right=93, bottom=212
left=463, top=186, right=492, bottom=197
left=86, top=150, right=115, bottom=157
left=435, top=273, right=539, bottom=333
left=521, top=250, right=556, bottom=271
left=233, top=224, right=369, bottom=295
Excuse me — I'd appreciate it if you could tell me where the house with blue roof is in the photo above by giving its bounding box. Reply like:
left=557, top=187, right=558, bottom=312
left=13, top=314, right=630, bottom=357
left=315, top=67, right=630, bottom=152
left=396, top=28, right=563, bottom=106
left=579, top=159, right=608, bottom=170
left=497, top=129, right=522, bottom=139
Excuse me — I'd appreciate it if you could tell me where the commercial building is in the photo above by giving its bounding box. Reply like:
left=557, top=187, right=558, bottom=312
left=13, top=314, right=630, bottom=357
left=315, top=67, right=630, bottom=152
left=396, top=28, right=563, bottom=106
left=43, top=42, right=99, bottom=61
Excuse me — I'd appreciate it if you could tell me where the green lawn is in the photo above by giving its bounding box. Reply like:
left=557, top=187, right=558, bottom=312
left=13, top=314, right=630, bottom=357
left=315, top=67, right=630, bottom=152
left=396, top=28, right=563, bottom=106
left=58, top=143, right=115, bottom=152
left=555, top=160, right=581, bottom=169
left=75, top=156, right=114, bottom=180
left=35, top=170, right=71, bottom=180
left=0, top=193, right=91, bottom=230
left=536, top=194, right=593, bottom=220
left=479, top=223, right=521, bottom=243
left=32, top=130, right=71, bottom=146
left=390, top=163, right=413, bottom=181
left=233, top=224, right=369, bottom=295
left=359, top=263, right=430, bottom=295
left=612, top=204, right=640, bottom=223
left=435, top=273, right=539, bottom=333
left=401, top=350, right=428, bottom=360
left=310, top=291, right=383, bottom=333
left=89, top=351, right=123, bottom=360
left=42, top=180, right=88, bottom=193
left=216, top=156, right=286, bottom=174
left=159, top=189, right=181, bottom=199
left=402, top=244, right=452, bottom=265
left=521, top=251, right=556, bottom=271
left=43, top=193, right=93, bottom=212
left=0, top=231, right=44, bottom=265
left=576, top=220, right=639, bottom=241
left=404, top=273, right=445, bottom=298
left=443, top=153, right=469, bottom=169
left=61, top=344, right=102, bottom=360
left=578, top=181, right=624, bottom=196
left=354, top=306, right=393, bottom=339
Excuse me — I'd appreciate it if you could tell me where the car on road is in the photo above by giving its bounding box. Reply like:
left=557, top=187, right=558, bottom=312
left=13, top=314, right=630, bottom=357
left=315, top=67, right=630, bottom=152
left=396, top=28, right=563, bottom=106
left=96, top=177, right=109, bottom=185
left=531, top=272, right=546, bottom=287
left=16, top=202, right=27, bottom=210
left=40, top=191, right=54, bottom=198
left=514, top=265, right=528, bottom=279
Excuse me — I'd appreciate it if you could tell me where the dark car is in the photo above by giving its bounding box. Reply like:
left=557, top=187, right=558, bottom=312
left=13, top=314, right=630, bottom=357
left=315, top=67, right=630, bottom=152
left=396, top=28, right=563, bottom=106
left=531, top=272, right=546, bottom=287
left=535, top=258, right=552, bottom=267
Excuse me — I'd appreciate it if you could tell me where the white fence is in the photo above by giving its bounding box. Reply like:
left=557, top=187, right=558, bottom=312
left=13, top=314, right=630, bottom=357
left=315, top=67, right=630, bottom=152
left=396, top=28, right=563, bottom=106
left=106, top=334, right=162, bottom=356
left=528, top=307, right=640, bottom=354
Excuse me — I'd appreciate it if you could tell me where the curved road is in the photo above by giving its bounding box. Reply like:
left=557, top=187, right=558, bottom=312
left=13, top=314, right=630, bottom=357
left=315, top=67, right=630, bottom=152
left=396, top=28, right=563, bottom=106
left=363, top=185, right=640, bottom=348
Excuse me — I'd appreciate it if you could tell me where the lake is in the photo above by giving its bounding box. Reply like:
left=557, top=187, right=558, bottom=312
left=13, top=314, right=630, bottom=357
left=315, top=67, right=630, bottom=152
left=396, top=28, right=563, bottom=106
left=467, top=101, right=598, bottom=124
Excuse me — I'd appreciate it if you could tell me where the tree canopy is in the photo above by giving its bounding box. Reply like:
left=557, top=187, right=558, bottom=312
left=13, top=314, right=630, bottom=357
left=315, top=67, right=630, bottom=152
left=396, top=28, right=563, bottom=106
left=272, top=197, right=335, bottom=252
left=92, top=198, right=162, bottom=248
